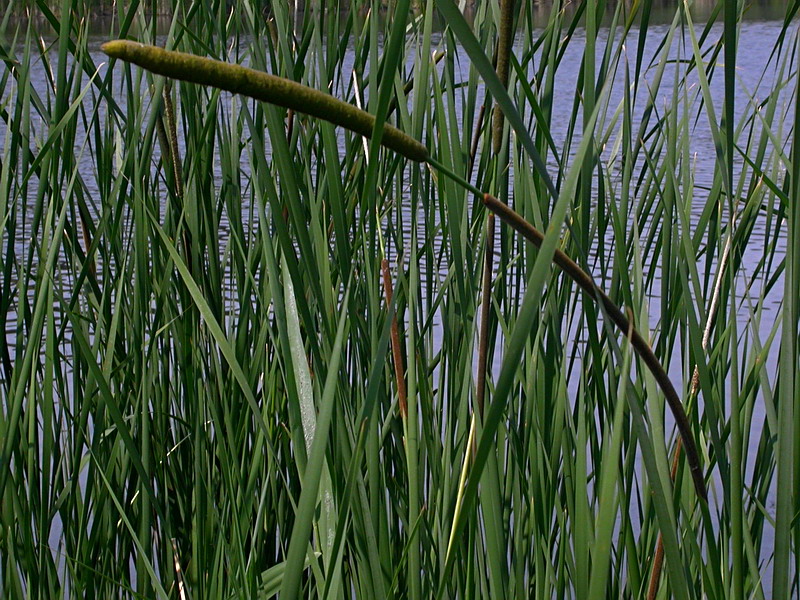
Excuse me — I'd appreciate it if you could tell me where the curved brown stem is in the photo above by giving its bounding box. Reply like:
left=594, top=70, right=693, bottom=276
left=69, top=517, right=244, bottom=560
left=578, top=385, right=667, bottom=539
left=481, top=193, right=707, bottom=502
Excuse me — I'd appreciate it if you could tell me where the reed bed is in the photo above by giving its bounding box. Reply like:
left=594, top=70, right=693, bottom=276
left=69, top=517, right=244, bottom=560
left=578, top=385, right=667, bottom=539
left=0, top=0, right=797, bottom=598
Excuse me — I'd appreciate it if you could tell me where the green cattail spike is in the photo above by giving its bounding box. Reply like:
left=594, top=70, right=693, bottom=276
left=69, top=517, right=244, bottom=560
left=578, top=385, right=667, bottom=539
left=101, top=40, right=429, bottom=163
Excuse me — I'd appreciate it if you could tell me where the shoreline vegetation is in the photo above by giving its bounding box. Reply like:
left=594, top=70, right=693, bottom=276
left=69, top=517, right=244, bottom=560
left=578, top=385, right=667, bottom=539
left=100, top=39, right=709, bottom=501
left=1, top=0, right=798, bottom=598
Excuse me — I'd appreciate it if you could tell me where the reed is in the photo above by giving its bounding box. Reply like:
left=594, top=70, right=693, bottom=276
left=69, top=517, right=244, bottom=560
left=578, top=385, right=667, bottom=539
left=0, top=0, right=796, bottom=598
left=100, top=39, right=707, bottom=502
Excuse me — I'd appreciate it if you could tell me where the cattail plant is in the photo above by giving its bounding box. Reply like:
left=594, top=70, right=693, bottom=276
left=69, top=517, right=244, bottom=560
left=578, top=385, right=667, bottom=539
left=1, top=1, right=794, bottom=598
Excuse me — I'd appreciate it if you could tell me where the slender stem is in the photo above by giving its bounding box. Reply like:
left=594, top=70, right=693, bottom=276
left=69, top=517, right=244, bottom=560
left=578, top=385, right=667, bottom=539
left=425, top=156, right=483, bottom=197
left=382, top=259, right=407, bottom=421
left=476, top=215, right=495, bottom=419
